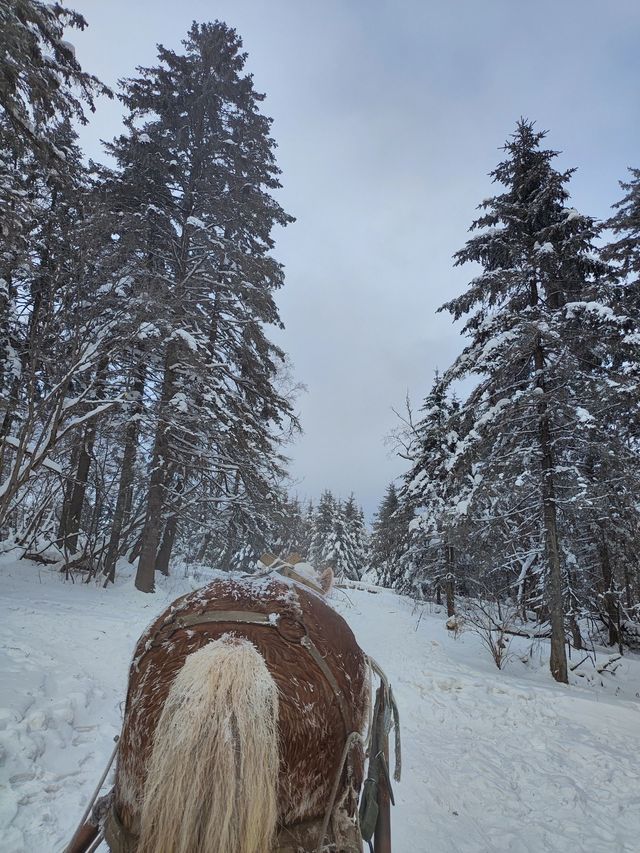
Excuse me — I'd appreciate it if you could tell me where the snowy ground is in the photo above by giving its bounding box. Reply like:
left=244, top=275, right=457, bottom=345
left=1, top=553, right=640, bottom=853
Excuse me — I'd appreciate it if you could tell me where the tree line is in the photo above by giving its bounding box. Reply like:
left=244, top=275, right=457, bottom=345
left=272, top=490, right=368, bottom=581
left=370, top=121, right=640, bottom=682
left=1, top=3, right=302, bottom=591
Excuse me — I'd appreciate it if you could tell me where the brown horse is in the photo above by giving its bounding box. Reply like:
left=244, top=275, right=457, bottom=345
left=69, top=567, right=376, bottom=853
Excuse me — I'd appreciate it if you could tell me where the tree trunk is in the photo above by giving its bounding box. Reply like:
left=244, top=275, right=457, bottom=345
left=155, top=513, right=179, bottom=577
left=57, top=441, right=80, bottom=542
left=599, top=530, right=620, bottom=648
left=128, top=534, right=144, bottom=565
left=624, top=565, right=632, bottom=610
left=445, top=543, right=456, bottom=617
left=568, top=614, right=584, bottom=651
left=135, top=346, right=176, bottom=592
left=59, top=358, right=109, bottom=553
left=196, top=530, right=212, bottom=563
left=60, top=433, right=93, bottom=554
left=155, top=477, right=183, bottom=577
left=103, top=356, right=146, bottom=585
left=534, top=335, right=568, bottom=684
left=134, top=449, right=166, bottom=592
left=0, top=377, right=20, bottom=485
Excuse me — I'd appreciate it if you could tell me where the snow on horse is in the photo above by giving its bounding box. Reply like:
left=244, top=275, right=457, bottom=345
left=65, top=561, right=398, bottom=853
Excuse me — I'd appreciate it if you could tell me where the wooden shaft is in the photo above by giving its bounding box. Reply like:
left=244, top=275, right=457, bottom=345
left=374, top=687, right=392, bottom=853
left=64, top=821, right=99, bottom=853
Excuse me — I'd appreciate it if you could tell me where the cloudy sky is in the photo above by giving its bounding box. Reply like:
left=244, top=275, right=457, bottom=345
left=70, top=0, right=640, bottom=518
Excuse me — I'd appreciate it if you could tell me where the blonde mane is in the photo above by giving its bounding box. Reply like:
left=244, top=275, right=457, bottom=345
left=138, top=637, right=279, bottom=853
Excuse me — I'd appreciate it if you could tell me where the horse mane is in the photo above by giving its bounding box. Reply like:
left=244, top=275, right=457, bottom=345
left=260, top=553, right=335, bottom=596
left=138, top=637, right=279, bottom=853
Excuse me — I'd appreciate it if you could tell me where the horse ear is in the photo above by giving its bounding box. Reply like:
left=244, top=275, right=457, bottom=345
left=318, top=566, right=334, bottom=594
left=284, top=552, right=303, bottom=566
left=260, top=553, right=278, bottom=568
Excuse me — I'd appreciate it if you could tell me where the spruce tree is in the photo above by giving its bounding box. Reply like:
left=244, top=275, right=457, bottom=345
left=401, top=376, right=460, bottom=613
left=603, top=167, right=640, bottom=305
left=320, top=496, right=365, bottom=580
left=342, top=493, right=368, bottom=580
left=309, top=490, right=336, bottom=566
left=0, top=118, right=127, bottom=531
left=97, top=23, right=296, bottom=591
left=0, top=0, right=109, bottom=161
left=323, top=500, right=351, bottom=579
left=1, top=2, right=111, bottom=489
left=370, top=483, right=412, bottom=588
left=440, top=120, right=627, bottom=682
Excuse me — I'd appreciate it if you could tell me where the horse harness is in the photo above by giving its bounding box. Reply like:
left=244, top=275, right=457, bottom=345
left=145, top=602, right=353, bottom=732
left=103, top=588, right=365, bottom=853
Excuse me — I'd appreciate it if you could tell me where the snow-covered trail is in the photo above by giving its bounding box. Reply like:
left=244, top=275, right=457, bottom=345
left=1, top=556, right=640, bottom=852
left=341, top=588, right=640, bottom=853
left=0, top=559, right=191, bottom=852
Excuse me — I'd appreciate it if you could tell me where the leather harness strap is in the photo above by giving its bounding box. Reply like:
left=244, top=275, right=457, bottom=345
left=158, top=607, right=352, bottom=729
left=106, top=591, right=363, bottom=853
left=104, top=805, right=363, bottom=853
left=300, top=634, right=350, bottom=727
left=175, top=609, right=277, bottom=629
left=104, top=604, right=360, bottom=853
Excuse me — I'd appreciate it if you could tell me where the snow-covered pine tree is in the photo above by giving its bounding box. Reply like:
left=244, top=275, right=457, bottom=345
left=309, top=490, right=335, bottom=567
left=603, top=167, right=640, bottom=308
left=1, top=3, right=112, bottom=522
left=319, top=496, right=364, bottom=580
left=0, top=0, right=109, bottom=162
left=271, top=495, right=308, bottom=560
left=284, top=497, right=303, bottom=560
left=400, top=376, right=460, bottom=615
left=342, top=493, right=368, bottom=579
left=369, top=483, right=412, bottom=588
left=300, top=499, right=315, bottom=559
left=440, top=119, right=633, bottom=682
left=588, top=166, right=640, bottom=643
left=323, top=500, right=351, bottom=579
left=0, top=120, right=127, bottom=535
left=97, top=23, right=296, bottom=591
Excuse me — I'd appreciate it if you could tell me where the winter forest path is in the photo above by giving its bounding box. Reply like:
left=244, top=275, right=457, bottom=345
left=1, top=558, right=640, bottom=852
left=335, top=585, right=640, bottom=853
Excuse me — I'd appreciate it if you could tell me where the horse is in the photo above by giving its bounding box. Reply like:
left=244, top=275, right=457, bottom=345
left=65, top=560, right=398, bottom=853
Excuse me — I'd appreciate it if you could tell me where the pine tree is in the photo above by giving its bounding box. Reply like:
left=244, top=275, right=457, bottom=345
left=1, top=1, right=110, bottom=400
left=96, top=22, right=296, bottom=591
left=301, top=499, right=315, bottom=558
left=603, top=167, right=640, bottom=306
left=323, top=500, right=350, bottom=578
left=342, top=494, right=368, bottom=580
left=370, top=483, right=412, bottom=588
left=0, top=2, right=111, bottom=505
left=0, top=120, right=128, bottom=533
left=0, top=1, right=109, bottom=160
left=309, top=490, right=335, bottom=566
left=439, top=120, right=634, bottom=682
left=592, top=166, right=640, bottom=642
left=320, top=497, right=364, bottom=580
left=401, top=376, right=460, bottom=614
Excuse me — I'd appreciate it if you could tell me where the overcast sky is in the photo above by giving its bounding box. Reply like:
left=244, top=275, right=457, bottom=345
left=69, top=0, right=640, bottom=519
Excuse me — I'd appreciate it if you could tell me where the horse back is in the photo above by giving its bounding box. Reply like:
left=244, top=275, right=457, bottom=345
left=114, top=575, right=369, bottom=840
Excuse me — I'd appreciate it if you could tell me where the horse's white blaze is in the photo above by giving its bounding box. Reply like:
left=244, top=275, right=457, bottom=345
left=138, top=636, right=279, bottom=853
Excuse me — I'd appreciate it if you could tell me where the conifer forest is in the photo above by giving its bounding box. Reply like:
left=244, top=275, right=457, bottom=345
left=2, top=4, right=640, bottom=850
left=3, top=2, right=639, bottom=676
